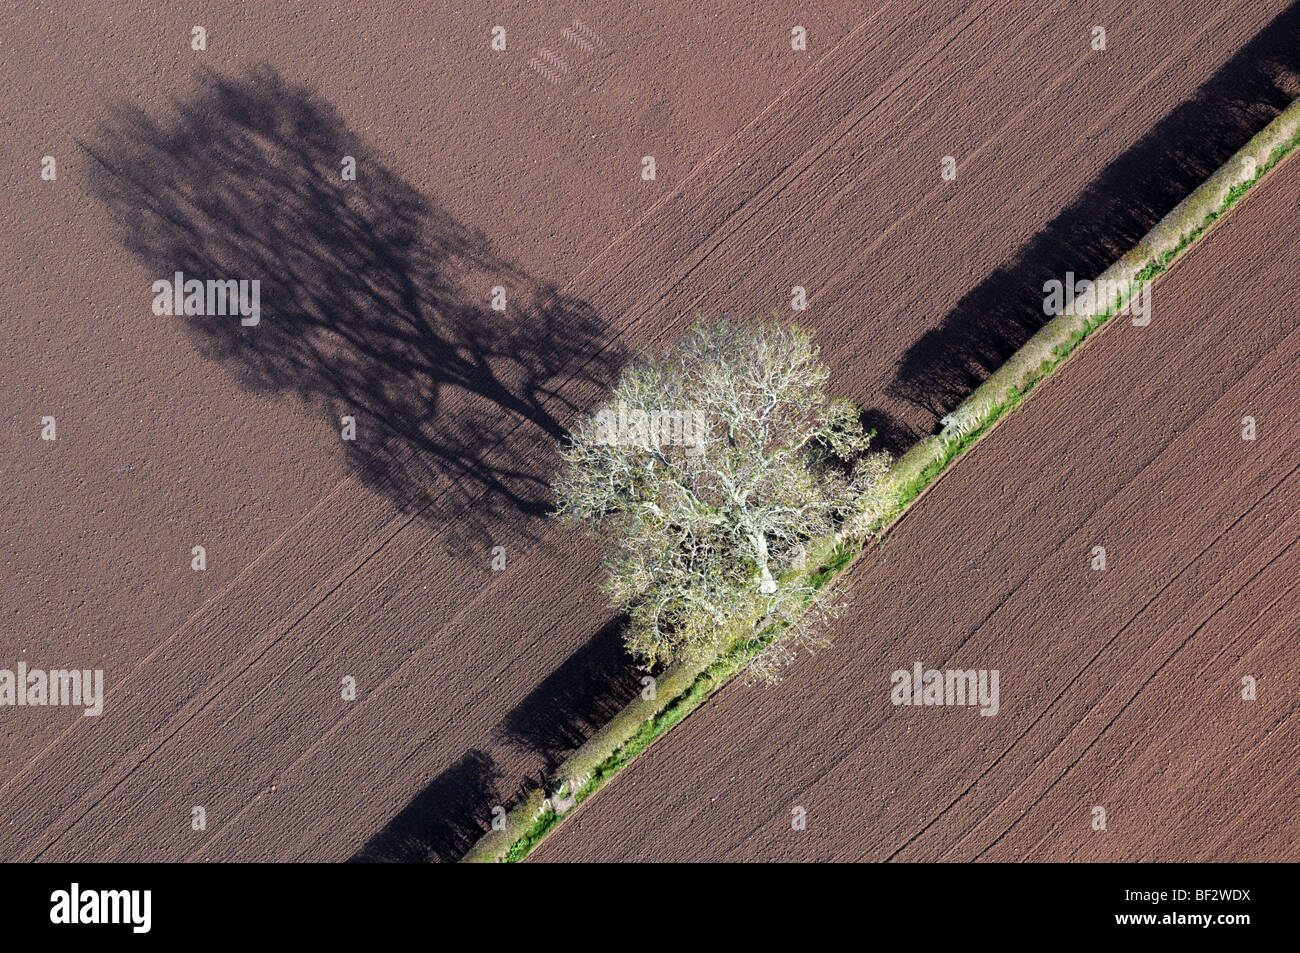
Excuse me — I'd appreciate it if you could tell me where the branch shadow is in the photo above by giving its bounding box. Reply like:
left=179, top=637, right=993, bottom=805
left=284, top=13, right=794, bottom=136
left=82, top=65, right=625, bottom=549
left=883, top=2, right=1300, bottom=433
left=347, top=749, right=500, bottom=863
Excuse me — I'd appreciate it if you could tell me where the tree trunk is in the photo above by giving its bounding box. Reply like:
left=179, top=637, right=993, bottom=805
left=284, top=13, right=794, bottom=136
left=749, top=531, right=777, bottom=594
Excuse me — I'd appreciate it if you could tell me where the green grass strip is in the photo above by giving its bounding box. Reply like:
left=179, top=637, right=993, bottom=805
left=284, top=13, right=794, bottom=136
left=465, top=100, right=1300, bottom=864
left=497, top=539, right=857, bottom=862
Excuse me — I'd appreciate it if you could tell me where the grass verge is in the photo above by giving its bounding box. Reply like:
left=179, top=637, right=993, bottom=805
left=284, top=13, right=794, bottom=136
left=463, top=98, right=1300, bottom=864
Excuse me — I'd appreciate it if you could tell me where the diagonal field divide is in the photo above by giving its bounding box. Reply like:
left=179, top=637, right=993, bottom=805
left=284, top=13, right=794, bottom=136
left=530, top=160, right=1300, bottom=862
left=6, top=0, right=1297, bottom=862
left=467, top=93, right=1300, bottom=860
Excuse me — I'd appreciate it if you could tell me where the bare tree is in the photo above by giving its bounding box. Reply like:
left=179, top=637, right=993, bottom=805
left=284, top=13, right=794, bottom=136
left=555, top=320, right=889, bottom=682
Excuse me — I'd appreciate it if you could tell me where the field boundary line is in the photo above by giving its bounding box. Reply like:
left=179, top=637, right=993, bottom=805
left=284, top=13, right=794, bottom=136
left=462, top=93, right=1300, bottom=863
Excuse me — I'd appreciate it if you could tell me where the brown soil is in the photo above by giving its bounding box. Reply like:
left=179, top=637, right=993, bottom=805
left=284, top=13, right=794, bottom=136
left=534, top=157, right=1300, bottom=862
left=2, top=0, right=1296, bottom=860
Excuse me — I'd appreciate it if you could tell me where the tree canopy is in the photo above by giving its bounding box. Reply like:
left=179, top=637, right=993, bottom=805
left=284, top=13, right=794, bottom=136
left=555, top=320, right=889, bottom=681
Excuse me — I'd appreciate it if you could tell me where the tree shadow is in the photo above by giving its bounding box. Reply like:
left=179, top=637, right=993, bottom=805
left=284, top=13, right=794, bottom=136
left=883, top=2, right=1300, bottom=434
left=348, top=749, right=500, bottom=863
left=495, top=614, right=642, bottom=772
left=348, top=617, right=640, bottom=860
left=859, top=408, right=916, bottom=458
left=82, top=66, right=625, bottom=548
